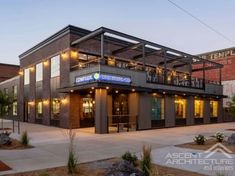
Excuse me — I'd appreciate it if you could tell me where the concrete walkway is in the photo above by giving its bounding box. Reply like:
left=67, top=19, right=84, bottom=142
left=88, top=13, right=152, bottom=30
left=0, top=121, right=235, bottom=175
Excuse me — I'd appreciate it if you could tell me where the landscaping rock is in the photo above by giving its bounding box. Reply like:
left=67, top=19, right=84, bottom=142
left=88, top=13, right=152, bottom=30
left=106, top=160, right=144, bottom=176
left=227, top=133, right=235, bottom=145
left=0, top=132, right=11, bottom=145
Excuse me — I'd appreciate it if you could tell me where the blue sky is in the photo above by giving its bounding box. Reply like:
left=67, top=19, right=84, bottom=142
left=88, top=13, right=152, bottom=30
left=0, top=0, right=234, bottom=64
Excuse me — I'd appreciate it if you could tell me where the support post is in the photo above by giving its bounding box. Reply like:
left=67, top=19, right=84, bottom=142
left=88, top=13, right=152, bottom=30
left=203, top=61, right=205, bottom=87
left=219, top=68, right=222, bottom=85
left=163, top=51, right=167, bottom=84
left=142, top=44, right=146, bottom=70
left=100, top=33, right=105, bottom=64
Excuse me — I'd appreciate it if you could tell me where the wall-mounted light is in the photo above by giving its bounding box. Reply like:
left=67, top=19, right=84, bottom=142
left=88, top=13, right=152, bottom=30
left=70, top=50, right=78, bottom=59
left=61, top=51, right=69, bottom=60
left=43, top=99, right=49, bottom=105
left=153, top=93, right=157, bottom=96
left=132, top=89, right=135, bottom=92
left=43, top=60, right=49, bottom=67
left=19, top=70, right=24, bottom=76
left=29, top=100, right=35, bottom=106
left=61, top=97, right=68, bottom=104
left=29, top=66, right=35, bottom=72
left=163, top=91, right=166, bottom=95
left=91, top=87, right=95, bottom=90
left=106, top=86, right=109, bottom=90
left=70, top=89, right=74, bottom=93
left=115, top=90, right=119, bottom=93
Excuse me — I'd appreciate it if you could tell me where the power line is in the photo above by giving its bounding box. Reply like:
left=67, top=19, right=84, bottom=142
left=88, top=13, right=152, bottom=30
left=167, top=0, right=235, bottom=45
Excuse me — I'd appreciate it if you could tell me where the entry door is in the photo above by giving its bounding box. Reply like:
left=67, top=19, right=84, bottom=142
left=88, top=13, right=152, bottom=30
left=113, top=94, right=129, bottom=115
left=80, top=97, right=95, bottom=128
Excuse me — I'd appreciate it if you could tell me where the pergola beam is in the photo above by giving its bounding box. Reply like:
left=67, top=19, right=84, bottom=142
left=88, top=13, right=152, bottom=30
left=112, top=42, right=142, bottom=55
left=158, top=56, right=189, bottom=65
left=192, top=66, right=220, bottom=72
left=132, top=49, right=163, bottom=60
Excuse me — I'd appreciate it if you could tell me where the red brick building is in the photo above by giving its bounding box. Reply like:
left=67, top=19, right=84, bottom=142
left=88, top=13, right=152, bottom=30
left=0, top=63, right=19, bottom=82
left=198, top=47, right=235, bottom=106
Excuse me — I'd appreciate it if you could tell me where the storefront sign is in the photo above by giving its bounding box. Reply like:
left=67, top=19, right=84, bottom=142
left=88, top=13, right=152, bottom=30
left=75, top=73, right=131, bottom=85
left=199, top=49, right=235, bottom=61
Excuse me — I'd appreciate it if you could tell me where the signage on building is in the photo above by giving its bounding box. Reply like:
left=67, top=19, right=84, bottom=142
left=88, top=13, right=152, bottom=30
left=75, top=72, right=131, bottom=85
left=199, top=48, right=235, bottom=61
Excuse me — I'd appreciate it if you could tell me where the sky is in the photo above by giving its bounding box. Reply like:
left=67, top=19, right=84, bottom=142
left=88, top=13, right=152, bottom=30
left=0, top=0, right=234, bottom=65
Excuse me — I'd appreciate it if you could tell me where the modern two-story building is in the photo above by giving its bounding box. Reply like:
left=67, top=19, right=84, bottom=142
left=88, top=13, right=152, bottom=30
left=0, top=25, right=226, bottom=133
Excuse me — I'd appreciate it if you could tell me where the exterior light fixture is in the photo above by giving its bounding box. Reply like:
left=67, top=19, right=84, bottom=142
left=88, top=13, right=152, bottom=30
left=163, top=91, right=166, bottom=95
left=70, top=50, right=78, bottom=59
left=89, top=91, right=93, bottom=94
left=183, top=93, right=186, bottom=96
left=43, top=60, right=49, bottom=67
left=132, top=89, right=135, bottom=92
left=153, top=93, right=157, bottom=96
left=19, top=70, right=24, bottom=76
left=91, top=87, right=95, bottom=90
left=106, top=86, right=109, bottom=90
left=61, top=97, right=68, bottom=104
left=70, top=90, right=74, bottom=93
left=43, top=99, right=49, bottom=105
left=115, top=90, right=119, bottom=93
left=61, top=51, right=69, bottom=60
left=175, top=94, right=178, bottom=97
left=29, top=66, right=35, bottom=72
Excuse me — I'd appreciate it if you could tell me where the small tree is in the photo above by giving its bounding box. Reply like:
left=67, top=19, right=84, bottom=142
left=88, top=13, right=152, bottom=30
left=0, top=90, right=13, bottom=130
left=228, top=95, right=235, bottom=119
left=67, top=128, right=78, bottom=174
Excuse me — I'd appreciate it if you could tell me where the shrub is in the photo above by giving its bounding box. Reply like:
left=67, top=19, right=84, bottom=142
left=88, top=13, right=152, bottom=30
left=67, top=150, right=77, bottom=174
left=214, top=132, right=225, bottom=142
left=67, top=128, right=78, bottom=174
left=140, top=145, right=152, bottom=176
left=122, top=151, right=138, bottom=166
left=193, top=134, right=206, bottom=145
left=20, top=131, right=29, bottom=146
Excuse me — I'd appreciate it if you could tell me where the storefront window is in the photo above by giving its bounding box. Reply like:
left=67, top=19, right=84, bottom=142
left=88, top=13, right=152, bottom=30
left=36, top=100, right=43, bottom=119
left=210, top=100, right=218, bottom=117
left=51, top=98, right=60, bottom=120
left=151, top=96, right=164, bottom=120
left=113, top=94, right=128, bottom=115
left=82, top=98, right=95, bottom=119
left=13, top=102, right=17, bottom=116
left=51, top=55, right=60, bottom=77
left=194, top=99, right=204, bottom=118
left=175, top=97, right=187, bottom=119
left=36, top=63, right=43, bottom=82
left=24, top=68, right=30, bottom=85
left=13, top=85, right=17, bottom=99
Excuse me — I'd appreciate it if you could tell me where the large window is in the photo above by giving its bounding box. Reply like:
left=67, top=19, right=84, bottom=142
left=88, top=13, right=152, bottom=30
left=175, top=97, right=187, bottom=119
left=151, top=96, right=164, bottom=120
left=36, top=63, right=43, bottom=82
left=51, top=56, right=60, bottom=77
left=210, top=100, right=218, bottom=117
left=13, top=102, right=17, bottom=116
left=24, top=68, right=30, bottom=85
left=36, top=100, right=43, bottom=119
left=194, top=99, right=204, bottom=118
left=82, top=97, right=95, bottom=119
left=51, top=98, right=60, bottom=120
left=13, top=85, right=17, bottom=99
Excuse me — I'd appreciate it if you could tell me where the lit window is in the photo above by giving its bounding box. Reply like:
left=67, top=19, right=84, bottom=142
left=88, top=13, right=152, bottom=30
left=210, top=100, right=218, bottom=117
left=13, top=86, right=17, bottom=99
left=36, top=63, right=43, bottom=82
left=51, top=55, right=60, bottom=77
left=82, top=98, right=95, bottom=119
left=13, top=102, right=17, bottom=116
left=151, top=96, right=164, bottom=120
left=194, top=99, right=204, bottom=118
left=24, top=68, right=30, bottom=85
left=175, top=98, right=187, bottom=119
left=36, top=100, right=43, bottom=119
left=51, top=98, right=60, bottom=120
